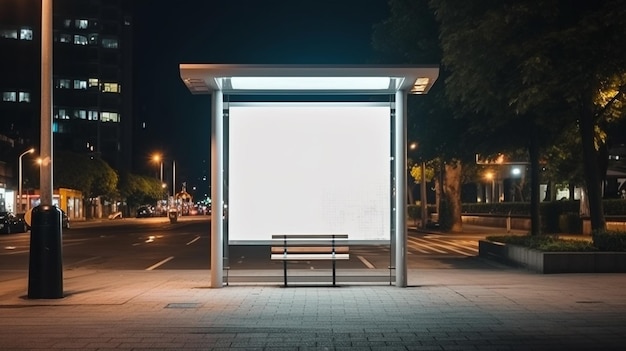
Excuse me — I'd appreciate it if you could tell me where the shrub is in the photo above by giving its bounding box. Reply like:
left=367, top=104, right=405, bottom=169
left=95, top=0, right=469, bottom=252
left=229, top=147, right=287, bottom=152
left=592, top=231, right=626, bottom=252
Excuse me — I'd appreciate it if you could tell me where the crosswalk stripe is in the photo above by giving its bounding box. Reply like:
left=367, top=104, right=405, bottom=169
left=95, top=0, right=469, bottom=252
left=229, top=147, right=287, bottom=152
left=407, top=237, right=477, bottom=255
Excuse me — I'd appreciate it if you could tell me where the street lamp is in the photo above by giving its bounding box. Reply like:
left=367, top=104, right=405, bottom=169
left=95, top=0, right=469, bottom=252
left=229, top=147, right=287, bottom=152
left=485, top=172, right=495, bottom=203
left=18, top=148, right=35, bottom=213
left=152, top=153, right=163, bottom=183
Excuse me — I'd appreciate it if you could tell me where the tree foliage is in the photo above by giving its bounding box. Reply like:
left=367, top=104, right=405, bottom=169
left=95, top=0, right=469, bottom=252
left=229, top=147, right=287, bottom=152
left=432, top=0, right=626, bottom=233
left=118, top=172, right=165, bottom=208
left=54, top=151, right=118, bottom=199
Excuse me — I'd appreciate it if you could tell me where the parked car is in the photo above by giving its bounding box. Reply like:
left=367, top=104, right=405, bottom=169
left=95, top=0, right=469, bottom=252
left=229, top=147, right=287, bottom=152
left=0, top=211, right=28, bottom=234
left=136, top=206, right=154, bottom=218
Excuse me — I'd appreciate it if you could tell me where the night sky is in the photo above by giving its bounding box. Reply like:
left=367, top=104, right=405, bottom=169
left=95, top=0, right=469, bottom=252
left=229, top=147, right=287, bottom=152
left=131, top=0, right=390, bottom=196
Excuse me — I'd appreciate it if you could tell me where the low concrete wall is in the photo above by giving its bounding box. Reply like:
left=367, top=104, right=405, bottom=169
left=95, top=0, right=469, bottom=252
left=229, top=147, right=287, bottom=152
left=462, top=215, right=531, bottom=231
left=479, top=240, right=626, bottom=273
left=467, top=214, right=626, bottom=235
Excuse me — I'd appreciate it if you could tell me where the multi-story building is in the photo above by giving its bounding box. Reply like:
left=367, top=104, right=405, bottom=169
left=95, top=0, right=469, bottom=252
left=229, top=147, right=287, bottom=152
left=0, top=0, right=133, bottom=212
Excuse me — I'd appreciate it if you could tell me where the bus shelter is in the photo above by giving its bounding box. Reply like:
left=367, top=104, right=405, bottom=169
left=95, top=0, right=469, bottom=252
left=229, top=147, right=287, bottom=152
left=179, top=64, right=439, bottom=288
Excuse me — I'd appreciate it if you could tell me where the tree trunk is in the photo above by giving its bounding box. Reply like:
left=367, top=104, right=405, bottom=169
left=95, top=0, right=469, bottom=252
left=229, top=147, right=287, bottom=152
left=529, top=132, right=542, bottom=236
left=444, top=160, right=463, bottom=232
left=579, top=100, right=606, bottom=233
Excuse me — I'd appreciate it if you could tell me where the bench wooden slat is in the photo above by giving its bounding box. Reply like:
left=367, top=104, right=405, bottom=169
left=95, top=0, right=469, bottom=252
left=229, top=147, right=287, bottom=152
left=271, top=253, right=350, bottom=260
left=272, top=234, right=348, bottom=240
left=271, top=246, right=349, bottom=254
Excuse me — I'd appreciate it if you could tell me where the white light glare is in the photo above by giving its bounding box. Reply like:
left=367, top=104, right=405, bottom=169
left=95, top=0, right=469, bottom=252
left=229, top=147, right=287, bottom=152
left=511, top=168, right=521, bottom=176
left=230, top=77, right=391, bottom=90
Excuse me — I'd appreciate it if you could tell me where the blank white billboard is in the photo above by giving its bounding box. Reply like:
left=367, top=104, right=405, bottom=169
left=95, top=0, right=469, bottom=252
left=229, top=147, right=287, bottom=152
left=228, top=102, right=390, bottom=244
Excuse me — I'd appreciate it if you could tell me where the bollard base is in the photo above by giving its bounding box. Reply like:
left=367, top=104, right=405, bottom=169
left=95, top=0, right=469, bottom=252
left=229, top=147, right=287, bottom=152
left=28, top=204, right=63, bottom=299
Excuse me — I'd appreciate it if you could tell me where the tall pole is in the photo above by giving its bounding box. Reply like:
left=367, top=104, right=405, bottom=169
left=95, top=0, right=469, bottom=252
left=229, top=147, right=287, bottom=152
left=210, top=90, right=224, bottom=288
left=160, top=161, right=163, bottom=184
left=29, top=0, right=63, bottom=299
left=172, top=160, right=176, bottom=197
left=40, top=0, right=53, bottom=205
left=394, top=90, right=408, bottom=288
left=18, top=148, right=35, bottom=213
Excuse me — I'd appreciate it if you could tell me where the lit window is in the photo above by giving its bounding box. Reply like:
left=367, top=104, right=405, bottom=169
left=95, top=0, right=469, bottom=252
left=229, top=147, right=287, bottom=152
left=19, top=28, right=32, bottom=40
left=1, top=29, right=18, bottom=39
left=55, top=108, right=70, bottom=119
left=59, top=33, right=71, bottom=43
left=75, top=19, right=89, bottom=29
left=88, top=78, right=99, bottom=88
left=18, top=92, right=30, bottom=102
left=63, top=19, right=71, bottom=28
left=88, top=110, right=99, bottom=121
left=102, top=38, right=118, bottom=49
left=101, top=112, right=119, bottom=122
left=57, top=79, right=71, bottom=89
left=74, top=35, right=88, bottom=45
left=2, top=92, right=16, bottom=102
left=74, top=80, right=87, bottom=90
left=88, top=33, right=98, bottom=45
left=103, top=83, right=120, bottom=93
left=74, top=110, right=87, bottom=119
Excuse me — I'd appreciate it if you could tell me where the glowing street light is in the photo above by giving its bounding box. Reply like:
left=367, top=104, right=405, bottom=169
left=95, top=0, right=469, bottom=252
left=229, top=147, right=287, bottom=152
left=152, top=153, right=163, bottom=183
left=18, top=148, right=35, bottom=213
left=485, top=172, right=495, bottom=203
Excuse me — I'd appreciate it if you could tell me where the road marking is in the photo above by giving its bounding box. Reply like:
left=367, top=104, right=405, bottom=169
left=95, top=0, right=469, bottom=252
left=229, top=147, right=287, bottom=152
left=68, top=256, right=101, bottom=267
left=186, top=236, right=200, bottom=245
left=146, top=256, right=174, bottom=270
left=358, top=255, right=376, bottom=269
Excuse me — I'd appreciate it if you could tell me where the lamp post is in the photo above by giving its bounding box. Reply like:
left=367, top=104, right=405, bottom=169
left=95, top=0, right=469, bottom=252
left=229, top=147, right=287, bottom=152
left=485, top=172, right=495, bottom=203
left=18, top=148, right=35, bottom=213
left=152, top=153, right=163, bottom=183
left=28, top=0, right=63, bottom=300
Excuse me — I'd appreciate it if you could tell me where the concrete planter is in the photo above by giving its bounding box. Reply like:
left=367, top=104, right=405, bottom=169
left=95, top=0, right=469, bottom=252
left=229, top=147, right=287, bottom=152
left=479, top=240, right=626, bottom=273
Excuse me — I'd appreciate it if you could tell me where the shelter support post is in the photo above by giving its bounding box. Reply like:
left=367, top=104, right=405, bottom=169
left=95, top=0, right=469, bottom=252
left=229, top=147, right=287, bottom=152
left=394, top=90, right=408, bottom=287
left=210, top=90, right=224, bottom=288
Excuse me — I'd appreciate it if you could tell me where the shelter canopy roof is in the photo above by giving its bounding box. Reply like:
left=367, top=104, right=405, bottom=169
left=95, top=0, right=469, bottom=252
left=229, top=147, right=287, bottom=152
left=179, top=64, right=439, bottom=95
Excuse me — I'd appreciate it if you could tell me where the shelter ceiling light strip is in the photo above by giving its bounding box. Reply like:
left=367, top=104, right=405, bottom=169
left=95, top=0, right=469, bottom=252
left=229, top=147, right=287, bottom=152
left=230, top=77, right=391, bottom=90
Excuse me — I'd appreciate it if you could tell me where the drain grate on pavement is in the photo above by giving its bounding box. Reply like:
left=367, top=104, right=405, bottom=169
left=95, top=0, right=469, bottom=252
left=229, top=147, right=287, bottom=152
left=165, top=303, right=201, bottom=309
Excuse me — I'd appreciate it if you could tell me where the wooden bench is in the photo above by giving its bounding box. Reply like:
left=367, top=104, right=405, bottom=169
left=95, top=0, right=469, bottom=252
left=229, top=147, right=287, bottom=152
left=271, top=234, right=349, bottom=286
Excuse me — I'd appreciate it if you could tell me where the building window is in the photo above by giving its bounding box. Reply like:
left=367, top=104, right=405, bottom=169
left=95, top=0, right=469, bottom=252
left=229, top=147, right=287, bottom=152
left=88, top=110, right=99, bottom=121
left=59, top=33, right=72, bottom=43
left=74, top=80, right=87, bottom=90
left=88, top=78, right=99, bottom=88
left=88, top=33, right=98, bottom=45
left=103, top=83, right=120, bottom=93
left=102, top=38, right=118, bottom=49
left=20, top=28, right=33, bottom=40
left=55, top=108, right=70, bottom=120
left=74, top=35, right=88, bottom=45
left=74, top=110, right=87, bottom=119
left=57, top=79, right=71, bottom=89
left=75, top=19, right=89, bottom=29
left=2, top=92, right=16, bottom=102
left=18, top=92, right=30, bottom=102
left=1, top=29, right=18, bottom=39
left=63, top=19, right=71, bottom=28
left=101, top=112, right=119, bottom=122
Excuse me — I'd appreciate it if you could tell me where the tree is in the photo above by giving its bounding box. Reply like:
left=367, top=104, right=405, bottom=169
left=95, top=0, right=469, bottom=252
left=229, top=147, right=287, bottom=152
left=432, top=0, right=626, bottom=234
left=53, top=151, right=118, bottom=199
left=373, top=0, right=474, bottom=232
left=118, top=172, right=164, bottom=209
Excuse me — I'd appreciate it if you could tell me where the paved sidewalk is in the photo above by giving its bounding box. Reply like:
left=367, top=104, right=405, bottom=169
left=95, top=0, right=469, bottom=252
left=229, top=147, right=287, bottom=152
left=1, top=262, right=625, bottom=350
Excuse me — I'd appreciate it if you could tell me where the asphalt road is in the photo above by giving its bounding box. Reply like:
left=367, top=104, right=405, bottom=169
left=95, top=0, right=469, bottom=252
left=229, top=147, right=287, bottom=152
left=0, top=216, right=497, bottom=273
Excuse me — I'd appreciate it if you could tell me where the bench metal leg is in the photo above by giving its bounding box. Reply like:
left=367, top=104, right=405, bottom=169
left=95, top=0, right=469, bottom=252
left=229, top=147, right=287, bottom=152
left=332, top=260, right=336, bottom=286
left=283, top=260, right=288, bottom=287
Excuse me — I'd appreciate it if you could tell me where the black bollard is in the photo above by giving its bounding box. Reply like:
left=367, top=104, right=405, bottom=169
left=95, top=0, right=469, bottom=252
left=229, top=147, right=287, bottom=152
left=28, top=205, right=63, bottom=299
